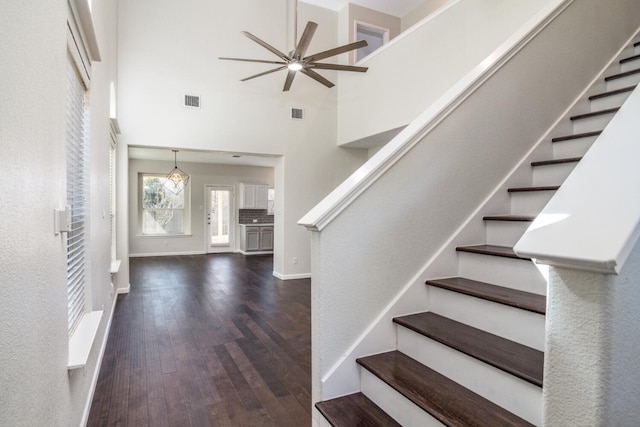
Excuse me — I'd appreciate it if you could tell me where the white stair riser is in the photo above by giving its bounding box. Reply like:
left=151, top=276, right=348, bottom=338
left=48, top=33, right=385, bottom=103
left=552, top=135, right=597, bottom=158
left=621, top=59, right=640, bottom=73
left=397, top=328, right=542, bottom=426
left=590, top=90, right=633, bottom=111
left=485, top=220, right=531, bottom=247
left=606, top=72, right=640, bottom=91
left=457, top=252, right=548, bottom=296
left=319, top=416, right=333, bottom=427
left=572, top=112, right=616, bottom=134
left=510, top=190, right=556, bottom=216
left=427, top=286, right=546, bottom=350
left=360, top=369, right=444, bottom=427
left=532, top=161, right=578, bottom=187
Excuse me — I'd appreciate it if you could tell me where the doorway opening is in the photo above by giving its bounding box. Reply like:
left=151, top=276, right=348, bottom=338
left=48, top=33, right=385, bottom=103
left=355, top=21, right=390, bottom=62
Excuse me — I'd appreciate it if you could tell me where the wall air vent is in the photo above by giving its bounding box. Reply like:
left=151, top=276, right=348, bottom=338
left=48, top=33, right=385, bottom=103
left=184, top=94, right=201, bottom=109
left=291, top=107, right=304, bottom=120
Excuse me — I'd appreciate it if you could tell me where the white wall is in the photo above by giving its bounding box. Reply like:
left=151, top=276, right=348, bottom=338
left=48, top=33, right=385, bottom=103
left=117, top=0, right=367, bottom=278
left=0, top=0, right=118, bottom=425
left=336, top=0, right=552, bottom=146
left=402, top=0, right=452, bottom=30
left=128, top=159, right=274, bottom=256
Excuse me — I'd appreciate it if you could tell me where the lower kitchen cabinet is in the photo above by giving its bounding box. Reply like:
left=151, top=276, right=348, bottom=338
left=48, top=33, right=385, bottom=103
left=239, top=225, right=273, bottom=254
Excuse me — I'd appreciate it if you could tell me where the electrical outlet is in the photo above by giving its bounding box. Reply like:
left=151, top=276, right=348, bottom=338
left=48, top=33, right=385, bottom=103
left=293, top=257, right=298, bottom=264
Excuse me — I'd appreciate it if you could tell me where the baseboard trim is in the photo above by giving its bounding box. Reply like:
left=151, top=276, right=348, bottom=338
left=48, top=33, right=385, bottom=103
left=117, top=284, right=130, bottom=294
left=237, top=249, right=274, bottom=256
left=273, top=271, right=311, bottom=280
left=129, top=250, right=206, bottom=258
left=80, top=293, right=118, bottom=427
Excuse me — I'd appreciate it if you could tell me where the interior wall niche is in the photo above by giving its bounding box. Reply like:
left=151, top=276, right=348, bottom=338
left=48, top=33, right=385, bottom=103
left=355, top=22, right=389, bottom=61
left=347, top=3, right=400, bottom=64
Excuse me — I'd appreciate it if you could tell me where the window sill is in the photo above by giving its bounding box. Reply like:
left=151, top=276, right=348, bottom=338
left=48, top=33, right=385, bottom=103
left=68, top=310, right=103, bottom=370
left=135, top=234, right=192, bottom=238
left=110, top=259, right=121, bottom=274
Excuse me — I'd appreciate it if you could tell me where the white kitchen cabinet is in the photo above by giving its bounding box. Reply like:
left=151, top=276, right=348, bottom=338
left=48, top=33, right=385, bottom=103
left=239, top=184, right=268, bottom=209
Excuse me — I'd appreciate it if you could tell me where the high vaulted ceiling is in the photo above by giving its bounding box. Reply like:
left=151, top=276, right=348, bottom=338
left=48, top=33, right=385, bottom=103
left=130, top=0, right=426, bottom=167
left=302, top=0, right=426, bottom=17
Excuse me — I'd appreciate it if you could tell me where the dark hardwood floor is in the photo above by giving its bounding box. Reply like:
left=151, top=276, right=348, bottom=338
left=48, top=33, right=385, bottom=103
left=87, top=254, right=311, bottom=427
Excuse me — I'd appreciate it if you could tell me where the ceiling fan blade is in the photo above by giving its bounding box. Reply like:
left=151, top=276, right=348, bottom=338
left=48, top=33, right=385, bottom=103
left=293, top=21, right=318, bottom=59
left=241, top=31, right=291, bottom=61
left=304, top=40, right=368, bottom=63
left=309, top=63, right=368, bottom=72
left=241, top=65, right=287, bottom=82
left=300, top=68, right=335, bottom=88
left=283, top=69, right=297, bottom=92
left=219, top=57, right=287, bottom=65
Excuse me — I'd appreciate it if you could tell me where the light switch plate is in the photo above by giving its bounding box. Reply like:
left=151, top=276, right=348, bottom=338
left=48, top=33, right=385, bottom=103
left=54, top=206, right=71, bottom=235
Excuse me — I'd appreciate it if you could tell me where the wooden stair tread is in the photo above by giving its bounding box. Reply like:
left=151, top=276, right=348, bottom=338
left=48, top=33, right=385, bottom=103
left=552, top=130, right=601, bottom=142
left=531, top=157, right=581, bottom=167
left=570, top=107, right=619, bottom=121
left=483, top=215, right=535, bottom=222
left=456, top=244, right=531, bottom=260
left=588, top=85, right=636, bottom=100
left=605, top=67, right=640, bottom=81
left=357, top=351, right=535, bottom=426
left=507, top=185, right=559, bottom=193
left=315, top=392, right=401, bottom=427
left=393, top=313, right=544, bottom=387
left=426, top=277, right=546, bottom=314
left=621, top=54, right=640, bottom=64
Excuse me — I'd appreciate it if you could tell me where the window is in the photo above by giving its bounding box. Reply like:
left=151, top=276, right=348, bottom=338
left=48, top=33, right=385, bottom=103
left=66, top=50, right=89, bottom=335
left=141, top=174, right=189, bottom=235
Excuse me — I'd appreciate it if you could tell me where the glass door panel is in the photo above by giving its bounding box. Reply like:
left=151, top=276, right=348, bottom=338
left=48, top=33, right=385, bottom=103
left=206, top=186, right=234, bottom=253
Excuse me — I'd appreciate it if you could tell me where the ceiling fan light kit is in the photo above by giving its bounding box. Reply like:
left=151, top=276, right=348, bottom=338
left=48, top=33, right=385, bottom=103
left=220, top=4, right=369, bottom=92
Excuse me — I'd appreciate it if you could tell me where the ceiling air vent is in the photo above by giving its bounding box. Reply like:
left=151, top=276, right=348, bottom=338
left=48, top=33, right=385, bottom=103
left=291, top=107, right=304, bottom=120
left=184, top=94, right=201, bottom=109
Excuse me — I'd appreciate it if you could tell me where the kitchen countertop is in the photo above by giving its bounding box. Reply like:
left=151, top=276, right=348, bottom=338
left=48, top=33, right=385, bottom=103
left=239, top=223, right=274, bottom=227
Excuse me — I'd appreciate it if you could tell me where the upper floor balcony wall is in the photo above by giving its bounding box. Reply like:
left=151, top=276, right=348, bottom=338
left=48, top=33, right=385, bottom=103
left=336, top=0, right=558, bottom=148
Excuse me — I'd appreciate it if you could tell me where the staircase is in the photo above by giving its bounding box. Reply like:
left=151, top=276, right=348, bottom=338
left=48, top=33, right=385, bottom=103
left=315, top=39, right=640, bottom=427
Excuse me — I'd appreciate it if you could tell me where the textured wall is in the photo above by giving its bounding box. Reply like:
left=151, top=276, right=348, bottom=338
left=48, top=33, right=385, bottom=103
left=0, top=1, right=118, bottom=425
left=0, top=1, right=68, bottom=424
left=544, top=239, right=640, bottom=425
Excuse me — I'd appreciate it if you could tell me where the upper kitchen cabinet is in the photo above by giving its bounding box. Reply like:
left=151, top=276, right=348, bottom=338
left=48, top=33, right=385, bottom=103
left=239, top=183, right=268, bottom=209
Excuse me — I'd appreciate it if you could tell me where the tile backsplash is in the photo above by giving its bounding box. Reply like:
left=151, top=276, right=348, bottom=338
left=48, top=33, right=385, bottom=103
left=239, top=209, right=274, bottom=224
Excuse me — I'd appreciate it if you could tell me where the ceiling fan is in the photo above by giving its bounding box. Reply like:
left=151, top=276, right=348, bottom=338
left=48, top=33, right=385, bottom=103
left=219, top=1, right=369, bottom=91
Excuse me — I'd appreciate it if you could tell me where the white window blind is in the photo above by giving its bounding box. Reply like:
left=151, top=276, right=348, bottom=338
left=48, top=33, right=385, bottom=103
left=109, top=139, right=116, bottom=261
left=66, top=51, right=89, bottom=336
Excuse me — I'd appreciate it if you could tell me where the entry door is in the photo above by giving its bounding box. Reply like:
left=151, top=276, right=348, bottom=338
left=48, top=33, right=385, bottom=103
left=206, top=185, right=235, bottom=253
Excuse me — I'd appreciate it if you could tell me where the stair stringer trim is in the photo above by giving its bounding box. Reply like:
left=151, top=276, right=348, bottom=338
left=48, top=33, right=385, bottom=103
left=318, top=26, right=640, bottom=403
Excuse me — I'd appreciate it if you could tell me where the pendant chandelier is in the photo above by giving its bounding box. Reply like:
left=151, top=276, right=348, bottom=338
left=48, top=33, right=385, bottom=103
left=165, top=149, right=189, bottom=194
